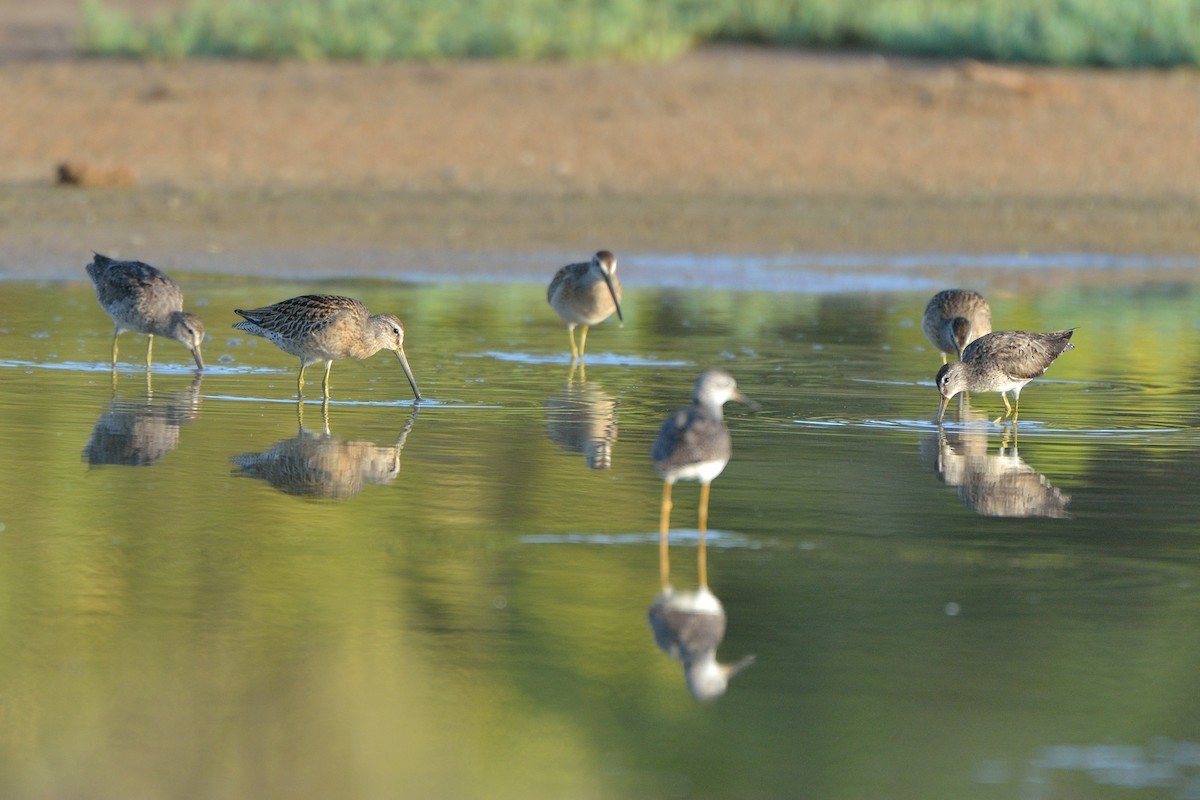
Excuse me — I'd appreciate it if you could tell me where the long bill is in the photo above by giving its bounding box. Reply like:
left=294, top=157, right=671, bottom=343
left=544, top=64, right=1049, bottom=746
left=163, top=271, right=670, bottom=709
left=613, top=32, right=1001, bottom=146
left=732, top=388, right=761, bottom=411
left=191, top=345, right=205, bottom=371
left=936, top=393, right=950, bottom=422
left=602, top=271, right=624, bottom=324
left=396, top=347, right=422, bottom=402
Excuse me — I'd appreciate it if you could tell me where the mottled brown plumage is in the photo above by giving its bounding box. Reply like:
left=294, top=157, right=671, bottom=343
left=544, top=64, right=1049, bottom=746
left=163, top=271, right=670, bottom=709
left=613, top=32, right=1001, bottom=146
left=233, top=294, right=421, bottom=400
left=936, top=329, right=1075, bottom=423
left=922, top=289, right=991, bottom=363
left=547, top=250, right=623, bottom=360
left=233, top=406, right=416, bottom=499
left=86, top=253, right=205, bottom=370
left=545, top=381, right=618, bottom=470
left=926, top=427, right=1071, bottom=518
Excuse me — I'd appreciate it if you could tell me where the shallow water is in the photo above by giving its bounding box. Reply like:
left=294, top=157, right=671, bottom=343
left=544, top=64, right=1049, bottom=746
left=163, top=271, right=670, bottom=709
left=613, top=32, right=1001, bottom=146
left=2, top=270, right=1200, bottom=799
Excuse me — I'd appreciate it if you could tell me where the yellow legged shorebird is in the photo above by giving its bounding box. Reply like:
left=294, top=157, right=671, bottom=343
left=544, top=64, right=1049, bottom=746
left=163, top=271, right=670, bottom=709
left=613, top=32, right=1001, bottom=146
left=233, top=294, right=422, bottom=401
left=547, top=250, right=624, bottom=362
left=86, top=253, right=205, bottom=371
left=922, top=288, right=991, bottom=363
left=936, top=329, right=1075, bottom=424
left=652, top=369, right=757, bottom=587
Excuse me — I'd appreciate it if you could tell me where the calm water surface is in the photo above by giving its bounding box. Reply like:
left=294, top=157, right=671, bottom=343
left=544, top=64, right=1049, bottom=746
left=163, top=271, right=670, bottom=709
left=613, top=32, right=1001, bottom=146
left=2, top=266, right=1200, bottom=799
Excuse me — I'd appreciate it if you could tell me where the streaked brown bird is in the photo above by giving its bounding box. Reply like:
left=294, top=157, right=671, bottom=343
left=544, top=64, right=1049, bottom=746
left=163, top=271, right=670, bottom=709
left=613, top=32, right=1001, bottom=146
left=547, top=250, right=623, bottom=361
left=233, top=294, right=421, bottom=401
left=922, top=288, right=992, bottom=363
left=86, top=253, right=205, bottom=371
left=652, top=369, right=756, bottom=587
left=935, top=329, right=1075, bottom=423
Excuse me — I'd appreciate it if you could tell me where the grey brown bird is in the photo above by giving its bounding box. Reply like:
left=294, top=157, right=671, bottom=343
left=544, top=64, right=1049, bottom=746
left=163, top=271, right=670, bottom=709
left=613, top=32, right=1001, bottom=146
left=233, top=294, right=421, bottom=401
left=86, top=253, right=205, bottom=371
left=648, top=585, right=755, bottom=701
left=545, top=381, right=618, bottom=470
left=547, top=250, right=623, bottom=361
left=233, top=403, right=416, bottom=500
left=935, top=329, right=1075, bottom=423
left=922, top=289, right=991, bottom=363
left=83, top=374, right=203, bottom=468
left=652, top=370, right=756, bottom=575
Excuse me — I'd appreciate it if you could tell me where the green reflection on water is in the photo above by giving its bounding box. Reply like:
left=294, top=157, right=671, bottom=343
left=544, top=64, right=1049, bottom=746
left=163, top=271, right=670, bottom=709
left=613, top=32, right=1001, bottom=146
left=1, top=277, right=1200, bottom=798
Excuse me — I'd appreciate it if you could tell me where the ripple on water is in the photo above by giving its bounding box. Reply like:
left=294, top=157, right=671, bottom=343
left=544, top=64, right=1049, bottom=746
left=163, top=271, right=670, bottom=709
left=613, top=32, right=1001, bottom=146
left=520, top=529, right=762, bottom=550
left=473, top=351, right=692, bottom=367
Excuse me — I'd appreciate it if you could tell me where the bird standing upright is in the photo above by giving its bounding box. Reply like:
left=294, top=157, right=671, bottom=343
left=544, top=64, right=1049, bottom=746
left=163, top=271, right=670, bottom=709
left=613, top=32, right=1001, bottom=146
left=547, top=250, right=623, bottom=362
left=651, top=369, right=756, bottom=587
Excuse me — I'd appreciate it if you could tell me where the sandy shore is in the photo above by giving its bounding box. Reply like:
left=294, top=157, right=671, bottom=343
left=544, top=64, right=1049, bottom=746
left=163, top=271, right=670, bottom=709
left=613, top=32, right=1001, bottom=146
left=2, top=2, right=1199, bottom=282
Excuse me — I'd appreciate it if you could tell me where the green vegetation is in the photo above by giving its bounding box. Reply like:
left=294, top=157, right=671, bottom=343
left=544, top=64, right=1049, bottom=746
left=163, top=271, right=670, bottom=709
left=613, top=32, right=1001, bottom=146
left=80, top=0, right=1200, bottom=66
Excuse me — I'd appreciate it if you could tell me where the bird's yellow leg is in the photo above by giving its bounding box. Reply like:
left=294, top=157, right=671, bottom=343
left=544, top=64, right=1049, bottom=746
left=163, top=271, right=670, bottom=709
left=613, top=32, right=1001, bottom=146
left=110, top=329, right=120, bottom=365
left=566, top=326, right=579, bottom=361
left=659, top=481, right=673, bottom=589
left=577, top=325, right=591, bottom=359
left=697, top=482, right=711, bottom=588
left=297, top=362, right=307, bottom=397
left=1011, top=396, right=1020, bottom=424
left=322, top=360, right=333, bottom=399
left=994, top=393, right=1013, bottom=424
left=145, top=334, right=154, bottom=369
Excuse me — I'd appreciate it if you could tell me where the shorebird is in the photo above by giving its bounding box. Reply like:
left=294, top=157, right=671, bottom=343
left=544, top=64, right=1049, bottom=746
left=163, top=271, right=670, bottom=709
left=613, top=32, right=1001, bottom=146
left=922, top=289, right=992, bottom=363
left=86, top=253, right=205, bottom=371
left=935, top=329, right=1075, bottom=423
left=648, top=583, right=755, bottom=701
left=652, top=369, right=756, bottom=580
left=233, top=402, right=417, bottom=500
left=83, top=373, right=203, bottom=468
left=233, top=294, right=421, bottom=401
left=545, top=381, right=618, bottom=470
left=547, top=250, right=623, bottom=361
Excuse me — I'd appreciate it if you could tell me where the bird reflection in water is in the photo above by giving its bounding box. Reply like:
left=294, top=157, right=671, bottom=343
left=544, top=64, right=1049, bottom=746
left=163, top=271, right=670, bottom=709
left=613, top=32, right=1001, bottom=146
left=232, top=401, right=417, bottom=500
left=545, top=379, right=618, bottom=470
left=924, top=410, right=1070, bottom=518
left=648, top=532, right=755, bottom=702
left=83, top=372, right=202, bottom=467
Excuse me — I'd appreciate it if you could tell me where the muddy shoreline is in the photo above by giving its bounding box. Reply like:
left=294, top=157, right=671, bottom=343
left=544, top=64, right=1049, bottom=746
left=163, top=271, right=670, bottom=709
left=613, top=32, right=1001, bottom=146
left=3, top=14, right=1200, bottom=285
left=3, top=185, right=1198, bottom=287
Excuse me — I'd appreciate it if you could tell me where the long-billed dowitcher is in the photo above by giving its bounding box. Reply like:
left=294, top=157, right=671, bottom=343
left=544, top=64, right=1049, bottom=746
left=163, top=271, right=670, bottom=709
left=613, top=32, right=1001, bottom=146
left=233, top=294, right=421, bottom=401
left=928, top=426, right=1070, bottom=518
left=233, top=402, right=417, bottom=499
left=86, top=253, right=205, bottom=371
left=935, top=329, right=1075, bottom=423
left=922, top=288, right=991, bottom=363
left=547, top=250, right=624, bottom=361
left=652, top=369, right=756, bottom=585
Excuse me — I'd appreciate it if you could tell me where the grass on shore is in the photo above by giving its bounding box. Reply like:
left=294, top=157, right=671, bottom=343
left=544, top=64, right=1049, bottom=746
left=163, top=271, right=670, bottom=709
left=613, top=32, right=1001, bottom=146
left=80, top=0, right=1200, bottom=66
